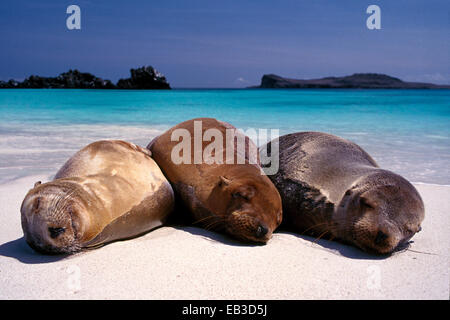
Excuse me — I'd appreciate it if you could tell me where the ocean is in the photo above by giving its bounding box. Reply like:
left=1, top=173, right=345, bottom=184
left=0, top=89, right=449, bottom=185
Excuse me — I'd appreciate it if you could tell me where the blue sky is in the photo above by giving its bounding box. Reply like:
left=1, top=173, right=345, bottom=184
left=0, top=0, right=448, bottom=87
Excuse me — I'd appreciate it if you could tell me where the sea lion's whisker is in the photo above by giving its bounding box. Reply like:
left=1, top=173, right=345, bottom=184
left=204, top=218, right=225, bottom=231
left=405, top=248, right=438, bottom=255
left=204, top=220, right=223, bottom=230
left=193, top=215, right=217, bottom=225
left=301, top=222, right=330, bottom=234
left=313, top=230, right=331, bottom=244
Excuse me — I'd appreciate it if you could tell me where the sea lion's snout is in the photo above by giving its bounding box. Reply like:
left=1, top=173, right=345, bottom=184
left=353, top=218, right=424, bottom=255
left=372, top=228, right=400, bottom=254
left=354, top=221, right=423, bottom=255
left=351, top=226, right=399, bottom=255
left=28, top=214, right=79, bottom=254
left=226, top=213, right=278, bottom=244
left=226, top=212, right=272, bottom=244
left=255, top=224, right=269, bottom=238
left=374, top=230, right=388, bottom=245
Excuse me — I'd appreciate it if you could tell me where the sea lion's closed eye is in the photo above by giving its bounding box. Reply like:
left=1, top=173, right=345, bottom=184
left=360, top=197, right=375, bottom=209
left=232, top=192, right=248, bottom=200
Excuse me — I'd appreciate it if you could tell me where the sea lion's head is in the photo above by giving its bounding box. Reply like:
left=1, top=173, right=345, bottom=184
left=208, top=166, right=283, bottom=244
left=20, top=181, right=90, bottom=254
left=336, top=171, right=425, bottom=255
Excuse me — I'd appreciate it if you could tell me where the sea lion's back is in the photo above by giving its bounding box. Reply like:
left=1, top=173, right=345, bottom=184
left=276, top=132, right=378, bottom=203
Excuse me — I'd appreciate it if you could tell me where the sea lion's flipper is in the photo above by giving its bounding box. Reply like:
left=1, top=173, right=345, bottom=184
left=84, top=185, right=174, bottom=248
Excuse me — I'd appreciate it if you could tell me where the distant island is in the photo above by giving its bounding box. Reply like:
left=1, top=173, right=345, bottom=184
left=253, top=73, right=450, bottom=89
left=0, top=66, right=170, bottom=89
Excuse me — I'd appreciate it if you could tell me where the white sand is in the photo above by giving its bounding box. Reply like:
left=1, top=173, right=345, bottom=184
left=0, top=175, right=448, bottom=300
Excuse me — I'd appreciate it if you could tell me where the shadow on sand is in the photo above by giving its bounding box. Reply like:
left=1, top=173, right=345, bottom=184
left=171, top=225, right=389, bottom=259
left=0, top=227, right=390, bottom=264
left=0, top=237, right=69, bottom=264
left=276, top=229, right=390, bottom=260
left=171, top=225, right=267, bottom=247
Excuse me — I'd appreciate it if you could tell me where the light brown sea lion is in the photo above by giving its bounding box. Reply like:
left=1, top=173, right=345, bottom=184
left=147, top=118, right=282, bottom=243
left=261, top=132, right=424, bottom=255
left=21, top=140, right=174, bottom=254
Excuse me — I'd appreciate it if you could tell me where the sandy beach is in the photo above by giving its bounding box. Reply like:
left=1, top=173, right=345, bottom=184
left=0, top=174, right=448, bottom=300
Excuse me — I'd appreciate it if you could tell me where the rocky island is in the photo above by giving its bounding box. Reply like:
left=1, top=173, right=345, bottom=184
left=0, top=66, right=170, bottom=89
left=116, top=66, right=170, bottom=89
left=255, top=73, right=450, bottom=89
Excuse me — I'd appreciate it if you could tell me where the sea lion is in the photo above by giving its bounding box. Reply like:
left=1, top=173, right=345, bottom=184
left=261, top=132, right=424, bottom=255
left=147, top=118, right=282, bottom=243
left=21, top=140, right=174, bottom=254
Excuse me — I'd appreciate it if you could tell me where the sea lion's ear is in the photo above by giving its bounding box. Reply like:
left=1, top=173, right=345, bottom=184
left=218, top=176, right=231, bottom=187
left=34, top=181, right=42, bottom=188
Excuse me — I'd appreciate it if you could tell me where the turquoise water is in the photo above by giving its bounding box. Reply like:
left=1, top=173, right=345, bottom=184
left=0, top=89, right=449, bottom=184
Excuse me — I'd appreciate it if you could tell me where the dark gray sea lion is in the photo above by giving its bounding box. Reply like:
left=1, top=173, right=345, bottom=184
left=261, top=132, right=424, bottom=254
left=21, top=140, right=174, bottom=254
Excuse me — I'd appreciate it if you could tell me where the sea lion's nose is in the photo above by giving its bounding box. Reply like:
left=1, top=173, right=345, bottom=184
left=374, top=230, right=388, bottom=245
left=255, top=224, right=268, bottom=238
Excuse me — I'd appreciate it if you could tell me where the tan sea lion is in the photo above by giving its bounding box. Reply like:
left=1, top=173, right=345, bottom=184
left=261, top=132, right=424, bottom=255
left=147, top=118, right=282, bottom=243
left=21, top=140, right=174, bottom=254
